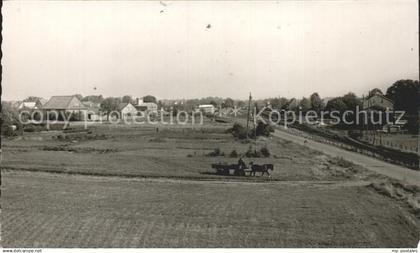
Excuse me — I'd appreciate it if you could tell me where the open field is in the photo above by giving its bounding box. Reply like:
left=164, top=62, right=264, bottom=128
left=1, top=121, right=379, bottom=181
left=2, top=171, right=419, bottom=248
left=1, top=121, right=419, bottom=247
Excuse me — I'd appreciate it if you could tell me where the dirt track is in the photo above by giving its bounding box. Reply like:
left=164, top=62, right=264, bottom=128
left=272, top=128, right=420, bottom=186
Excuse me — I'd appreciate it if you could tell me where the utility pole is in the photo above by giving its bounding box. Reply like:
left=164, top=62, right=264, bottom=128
left=246, top=92, right=252, bottom=140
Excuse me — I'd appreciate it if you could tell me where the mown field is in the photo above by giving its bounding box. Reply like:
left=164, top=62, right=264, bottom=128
left=2, top=171, right=419, bottom=248
left=1, top=120, right=419, bottom=247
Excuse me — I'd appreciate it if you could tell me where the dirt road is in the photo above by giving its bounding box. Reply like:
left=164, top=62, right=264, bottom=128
left=273, top=128, right=420, bottom=186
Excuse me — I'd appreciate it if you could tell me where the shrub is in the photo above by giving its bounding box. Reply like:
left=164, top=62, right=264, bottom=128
left=260, top=146, right=271, bottom=157
left=228, top=122, right=274, bottom=140
left=1, top=102, right=22, bottom=137
left=245, top=146, right=262, bottom=158
left=228, top=123, right=249, bottom=139
left=207, top=147, right=224, bottom=157
left=255, top=121, right=274, bottom=137
left=24, top=126, right=36, bottom=132
left=229, top=150, right=239, bottom=158
left=330, top=157, right=354, bottom=168
left=23, top=124, right=45, bottom=132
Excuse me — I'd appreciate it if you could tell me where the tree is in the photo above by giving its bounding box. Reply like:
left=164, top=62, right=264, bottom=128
left=255, top=121, right=274, bottom=137
left=122, top=95, right=135, bottom=104
left=310, top=93, right=323, bottom=112
left=269, top=97, right=289, bottom=109
left=1, top=102, right=22, bottom=136
left=100, top=97, right=121, bottom=120
left=23, top=96, right=41, bottom=102
left=278, top=97, right=289, bottom=110
left=325, top=97, right=348, bottom=113
left=82, top=95, right=104, bottom=104
left=386, top=79, right=419, bottom=133
left=209, top=100, right=218, bottom=107
left=368, top=88, right=383, bottom=97
left=73, top=94, right=83, bottom=101
left=299, top=97, right=312, bottom=112
left=235, top=100, right=246, bottom=108
left=342, top=92, right=361, bottom=110
left=229, top=123, right=249, bottom=139
left=287, top=98, right=299, bottom=111
left=222, top=98, right=234, bottom=108
left=143, top=95, right=157, bottom=103
left=386, top=79, right=419, bottom=114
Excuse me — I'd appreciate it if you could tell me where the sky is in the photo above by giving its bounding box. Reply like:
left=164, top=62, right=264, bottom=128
left=2, top=0, right=419, bottom=101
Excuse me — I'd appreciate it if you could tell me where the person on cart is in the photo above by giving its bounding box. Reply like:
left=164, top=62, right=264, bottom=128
left=236, top=156, right=247, bottom=176
left=238, top=157, right=246, bottom=169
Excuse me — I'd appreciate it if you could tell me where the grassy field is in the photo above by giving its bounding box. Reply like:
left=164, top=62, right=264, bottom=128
left=1, top=121, right=378, bottom=181
left=1, top=121, right=419, bottom=247
left=2, top=171, right=419, bottom=248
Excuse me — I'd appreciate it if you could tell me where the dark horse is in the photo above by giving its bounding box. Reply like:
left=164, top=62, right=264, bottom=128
left=249, top=162, right=274, bottom=177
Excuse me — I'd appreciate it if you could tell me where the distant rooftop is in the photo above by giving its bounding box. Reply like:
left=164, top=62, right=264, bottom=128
left=43, top=96, right=87, bottom=110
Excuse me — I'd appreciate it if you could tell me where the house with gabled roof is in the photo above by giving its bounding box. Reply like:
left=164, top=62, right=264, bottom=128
left=15, top=98, right=48, bottom=110
left=118, top=103, right=138, bottom=119
left=363, top=91, right=394, bottom=111
left=16, top=101, right=37, bottom=110
left=43, top=95, right=88, bottom=121
left=82, top=101, right=102, bottom=120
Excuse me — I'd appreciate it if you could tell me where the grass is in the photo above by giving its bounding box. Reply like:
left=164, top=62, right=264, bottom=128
left=369, top=181, right=420, bottom=218
left=1, top=122, right=419, bottom=247
left=1, top=122, right=371, bottom=182
left=2, top=171, right=419, bottom=248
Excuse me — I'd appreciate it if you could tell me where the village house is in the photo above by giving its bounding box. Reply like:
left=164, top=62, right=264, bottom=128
left=43, top=95, right=88, bottom=121
left=14, top=98, right=48, bottom=110
left=82, top=101, right=102, bottom=121
left=198, top=104, right=215, bottom=114
left=16, top=102, right=37, bottom=110
left=118, top=103, right=138, bottom=119
left=363, top=92, right=394, bottom=111
left=135, top=98, right=158, bottom=114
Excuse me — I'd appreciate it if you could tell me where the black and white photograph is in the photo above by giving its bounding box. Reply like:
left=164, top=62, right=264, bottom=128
left=0, top=0, right=419, bottom=250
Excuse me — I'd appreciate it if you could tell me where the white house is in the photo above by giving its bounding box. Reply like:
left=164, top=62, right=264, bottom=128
left=198, top=104, right=215, bottom=114
left=363, top=93, right=394, bottom=111
left=118, top=103, right=138, bottom=119
left=15, top=98, right=48, bottom=110
left=17, top=102, right=37, bottom=110
left=136, top=98, right=158, bottom=113
left=82, top=101, right=102, bottom=121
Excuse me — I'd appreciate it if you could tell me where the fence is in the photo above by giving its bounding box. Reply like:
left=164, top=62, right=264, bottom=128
left=284, top=124, right=419, bottom=170
left=362, top=136, right=418, bottom=153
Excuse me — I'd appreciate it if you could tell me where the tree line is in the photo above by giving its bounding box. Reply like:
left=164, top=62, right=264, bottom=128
left=1, top=79, right=418, bottom=135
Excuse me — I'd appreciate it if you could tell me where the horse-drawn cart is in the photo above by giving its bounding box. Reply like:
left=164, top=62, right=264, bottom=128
left=211, top=162, right=274, bottom=177
left=211, top=163, right=246, bottom=176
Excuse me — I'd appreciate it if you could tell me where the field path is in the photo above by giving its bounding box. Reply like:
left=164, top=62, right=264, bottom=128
left=1, top=169, right=372, bottom=188
left=272, top=129, right=420, bottom=186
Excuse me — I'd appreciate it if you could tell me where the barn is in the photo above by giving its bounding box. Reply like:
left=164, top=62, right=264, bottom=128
left=43, top=96, right=88, bottom=121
